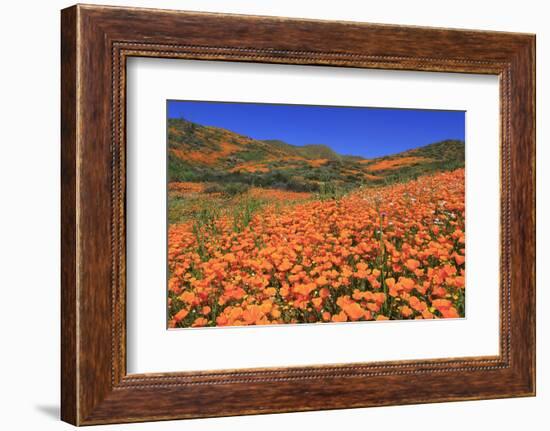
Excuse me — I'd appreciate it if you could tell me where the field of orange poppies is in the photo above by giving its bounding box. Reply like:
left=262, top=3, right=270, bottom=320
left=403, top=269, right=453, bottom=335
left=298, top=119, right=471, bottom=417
left=167, top=168, right=465, bottom=328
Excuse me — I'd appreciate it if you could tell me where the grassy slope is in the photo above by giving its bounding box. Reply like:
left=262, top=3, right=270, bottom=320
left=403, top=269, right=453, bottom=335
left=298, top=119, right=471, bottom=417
left=167, top=117, right=464, bottom=192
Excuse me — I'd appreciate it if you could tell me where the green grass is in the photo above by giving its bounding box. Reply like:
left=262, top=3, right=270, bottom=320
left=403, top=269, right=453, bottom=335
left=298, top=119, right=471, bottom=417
left=168, top=191, right=266, bottom=227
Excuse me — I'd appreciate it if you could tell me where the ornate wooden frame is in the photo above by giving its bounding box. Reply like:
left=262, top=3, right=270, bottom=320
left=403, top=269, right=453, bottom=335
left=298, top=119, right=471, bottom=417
left=61, top=4, right=536, bottom=425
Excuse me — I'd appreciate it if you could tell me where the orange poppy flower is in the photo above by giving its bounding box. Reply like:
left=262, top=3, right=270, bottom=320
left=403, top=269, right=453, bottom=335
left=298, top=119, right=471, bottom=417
left=331, top=311, right=348, bottom=322
left=173, top=309, right=189, bottom=322
left=405, top=259, right=420, bottom=271
left=400, top=305, right=413, bottom=317
left=191, top=317, right=208, bottom=327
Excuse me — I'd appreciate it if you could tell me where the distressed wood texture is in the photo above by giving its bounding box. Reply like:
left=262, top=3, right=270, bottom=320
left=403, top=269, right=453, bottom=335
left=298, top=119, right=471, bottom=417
left=61, top=4, right=535, bottom=426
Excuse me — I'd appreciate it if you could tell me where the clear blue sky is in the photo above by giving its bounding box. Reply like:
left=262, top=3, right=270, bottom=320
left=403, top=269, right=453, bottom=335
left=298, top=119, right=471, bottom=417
left=167, top=100, right=465, bottom=158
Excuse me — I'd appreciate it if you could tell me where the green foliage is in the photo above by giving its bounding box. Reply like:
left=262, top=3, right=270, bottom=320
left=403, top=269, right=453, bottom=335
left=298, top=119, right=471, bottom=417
left=167, top=117, right=465, bottom=196
left=232, top=149, right=268, bottom=162
left=191, top=202, right=221, bottom=261
left=167, top=197, right=188, bottom=224
left=317, top=180, right=344, bottom=201
left=221, top=182, right=250, bottom=196
left=411, top=139, right=465, bottom=162
left=231, top=197, right=264, bottom=233
left=295, top=144, right=341, bottom=160
left=364, top=140, right=465, bottom=187
left=167, top=153, right=199, bottom=182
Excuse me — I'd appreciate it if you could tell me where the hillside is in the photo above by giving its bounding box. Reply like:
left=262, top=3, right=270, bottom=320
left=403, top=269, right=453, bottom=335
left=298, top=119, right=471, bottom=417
left=168, top=117, right=464, bottom=192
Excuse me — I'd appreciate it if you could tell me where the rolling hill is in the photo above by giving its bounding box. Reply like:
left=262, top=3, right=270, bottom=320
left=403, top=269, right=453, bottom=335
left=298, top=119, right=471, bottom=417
left=168, top=117, right=464, bottom=192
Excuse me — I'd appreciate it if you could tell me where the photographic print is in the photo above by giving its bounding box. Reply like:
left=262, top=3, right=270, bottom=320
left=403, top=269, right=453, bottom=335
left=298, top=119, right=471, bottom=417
left=167, top=101, right=465, bottom=329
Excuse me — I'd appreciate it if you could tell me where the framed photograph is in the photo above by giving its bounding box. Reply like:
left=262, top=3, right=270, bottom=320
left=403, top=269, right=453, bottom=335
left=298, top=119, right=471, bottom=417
left=61, top=4, right=536, bottom=425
